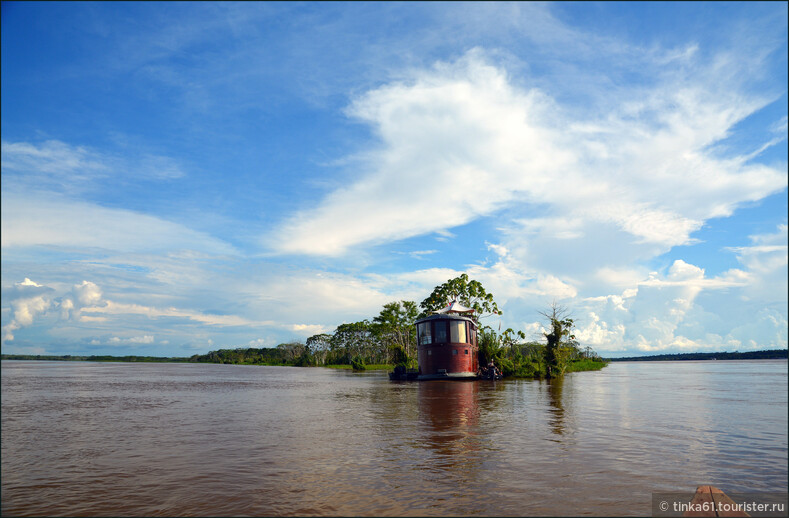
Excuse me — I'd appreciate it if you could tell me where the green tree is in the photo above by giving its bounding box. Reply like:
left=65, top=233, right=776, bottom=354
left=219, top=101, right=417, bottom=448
left=540, top=303, right=576, bottom=378
left=350, top=355, right=366, bottom=371
left=477, top=328, right=502, bottom=368
left=331, top=321, right=377, bottom=363
left=419, top=273, right=501, bottom=322
left=306, top=333, right=332, bottom=366
left=372, top=300, right=418, bottom=365
left=277, top=342, right=307, bottom=363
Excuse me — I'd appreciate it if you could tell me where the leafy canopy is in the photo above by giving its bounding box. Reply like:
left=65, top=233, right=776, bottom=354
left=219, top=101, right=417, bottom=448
left=419, top=273, right=501, bottom=321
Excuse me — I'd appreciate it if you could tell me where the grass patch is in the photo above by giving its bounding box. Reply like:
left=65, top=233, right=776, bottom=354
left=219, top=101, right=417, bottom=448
left=363, top=364, right=394, bottom=371
left=565, top=359, right=608, bottom=373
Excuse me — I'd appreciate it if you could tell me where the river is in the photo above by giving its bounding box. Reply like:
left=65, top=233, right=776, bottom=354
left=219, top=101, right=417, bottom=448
left=1, top=360, right=786, bottom=516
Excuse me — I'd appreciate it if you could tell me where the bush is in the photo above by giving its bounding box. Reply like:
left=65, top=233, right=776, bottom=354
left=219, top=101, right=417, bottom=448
left=498, top=357, right=515, bottom=377
left=294, top=352, right=315, bottom=367
left=350, top=356, right=366, bottom=371
left=513, top=359, right=542, bottom=378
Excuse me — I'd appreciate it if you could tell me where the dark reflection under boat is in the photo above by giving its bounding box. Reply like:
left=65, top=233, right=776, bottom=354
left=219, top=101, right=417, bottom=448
left=415, top=380, right=484, bottom=484
left=413, top=381, right=511, bottom=473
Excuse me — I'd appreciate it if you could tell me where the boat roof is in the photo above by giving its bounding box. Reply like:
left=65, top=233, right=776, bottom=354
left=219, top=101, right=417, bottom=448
left=434, top=301, right=475, bottom=314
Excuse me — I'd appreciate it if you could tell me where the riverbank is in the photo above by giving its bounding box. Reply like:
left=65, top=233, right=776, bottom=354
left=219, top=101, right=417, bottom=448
left=1, top=354, right=608, bottom=377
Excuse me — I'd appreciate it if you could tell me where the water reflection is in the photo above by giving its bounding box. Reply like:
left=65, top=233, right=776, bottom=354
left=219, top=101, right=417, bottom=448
left=545, top=376, right=565, bottom=436
left=417, top=381, right=479, bottom=453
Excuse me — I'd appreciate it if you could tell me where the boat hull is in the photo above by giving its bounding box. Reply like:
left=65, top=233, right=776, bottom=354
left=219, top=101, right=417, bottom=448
left=417, top=371, right=478, bottom=381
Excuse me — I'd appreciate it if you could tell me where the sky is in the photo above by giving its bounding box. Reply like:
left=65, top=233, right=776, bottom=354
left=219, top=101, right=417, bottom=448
left=1, top=1, right=787, bottom=358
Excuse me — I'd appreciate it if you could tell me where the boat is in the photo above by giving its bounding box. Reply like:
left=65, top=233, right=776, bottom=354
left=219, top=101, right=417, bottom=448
left=478, top=363, right=503, bottom=381
left=388, top=300, right=491, bottom=381
left=414, top=301, right=480, bottom=380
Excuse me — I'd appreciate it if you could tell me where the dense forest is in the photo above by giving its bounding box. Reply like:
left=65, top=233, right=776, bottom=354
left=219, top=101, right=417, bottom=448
left=608, top=349, right=788, bottom=361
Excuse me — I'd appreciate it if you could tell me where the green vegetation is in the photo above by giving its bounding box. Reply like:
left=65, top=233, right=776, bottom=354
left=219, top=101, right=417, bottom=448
left=417, top=276, right=607, bottom=379
left=419, top=273, right=501, bottom=321
left=473, top=324, right=608, bottom=379
left=350, top=355, right=366, bottom=371
left=565, top=358, right=609, bottom=372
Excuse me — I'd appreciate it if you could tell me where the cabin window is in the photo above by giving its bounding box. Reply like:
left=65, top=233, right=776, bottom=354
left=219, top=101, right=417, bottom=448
left=434, top=321, right=448, bottom=343
left=450, top=321, right=467, bottom=343
left=452, top=349, right=458, bottom=356
left=465, top=349, right=469, bottom=354
left=470, top=327, right=476, bottom=345
left=418, top=322, right=432, bottom=345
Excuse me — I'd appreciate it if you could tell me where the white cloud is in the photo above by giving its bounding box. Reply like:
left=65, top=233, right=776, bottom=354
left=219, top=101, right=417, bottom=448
left=0, top=139, right=185, bottom=193
left=1, top=278, right=55, bottom=343
left=271, top=49, right=573, bottom=255
left=1, top=140, right=107, bottom=177
left=1, top=193, right=236, bottom=255
left=730, top=225, right=789, bottom=303
left=60, top=281, right=104, bottom=321
left=566, top=253, right=786, bottom=354
left=80, top=300, right=273, bottom=328
left=107, top=335, right=155, bottom=345
left=271, top=49, right=785, bottom=256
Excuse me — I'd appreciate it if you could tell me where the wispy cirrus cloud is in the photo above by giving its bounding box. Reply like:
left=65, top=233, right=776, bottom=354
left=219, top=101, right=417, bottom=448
left=1, top=193, right=234, bottom=255
left=1, top=139, right=185, bottom=195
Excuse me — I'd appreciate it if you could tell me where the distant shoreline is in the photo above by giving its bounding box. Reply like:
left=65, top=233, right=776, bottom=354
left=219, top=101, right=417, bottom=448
left=606, top=349, right=787, bottom=362
left=3, top=349, right=786, bottom=364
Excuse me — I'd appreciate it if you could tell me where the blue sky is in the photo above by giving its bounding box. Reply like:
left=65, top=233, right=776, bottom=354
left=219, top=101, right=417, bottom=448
left=2, top=1, right=787, bottom=357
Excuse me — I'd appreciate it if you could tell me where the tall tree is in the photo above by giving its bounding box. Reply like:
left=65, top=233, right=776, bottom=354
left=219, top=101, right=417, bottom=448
left=419, top=273, right=501, bottom=322
left=306, top=333, right=332, bottom=366
left=331, top=321, right=378, bottom=363
left=539, top=303, right=576, bottom=378
left=372, top=300, right=418, bottom=363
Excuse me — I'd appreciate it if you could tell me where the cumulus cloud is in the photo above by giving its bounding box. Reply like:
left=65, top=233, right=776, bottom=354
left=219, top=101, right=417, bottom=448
left=1, top=279, right=110, bottom=344
left=1, top=278, right=55, bottom=343
left=59, top=281, right=103, bottom=321
left=563, top=254, right=786, bottom=354
left=271, top=49, right=786, bottom=256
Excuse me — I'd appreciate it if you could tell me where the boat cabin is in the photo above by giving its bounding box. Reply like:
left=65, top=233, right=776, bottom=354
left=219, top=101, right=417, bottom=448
left=416, top=302, right=479, bottom=380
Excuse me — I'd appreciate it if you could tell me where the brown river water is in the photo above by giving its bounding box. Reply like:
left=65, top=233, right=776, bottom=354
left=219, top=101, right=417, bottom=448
left=2, top=360, right=787, bottom=516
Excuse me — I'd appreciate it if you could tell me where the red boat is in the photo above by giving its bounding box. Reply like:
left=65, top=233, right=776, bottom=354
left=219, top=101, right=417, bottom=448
left=415, top=301, right=479, bottom=380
